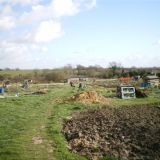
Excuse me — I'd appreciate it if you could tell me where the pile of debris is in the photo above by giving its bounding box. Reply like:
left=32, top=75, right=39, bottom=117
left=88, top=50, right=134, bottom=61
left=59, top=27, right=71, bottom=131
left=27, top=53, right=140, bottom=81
left=71, top=91, right=111, bottom=105
left=63, top=106, right=160, bottom=160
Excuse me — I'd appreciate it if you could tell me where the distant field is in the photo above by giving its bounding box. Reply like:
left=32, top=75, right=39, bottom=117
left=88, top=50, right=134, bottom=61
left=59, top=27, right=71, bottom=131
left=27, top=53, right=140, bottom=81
left=0, top=82, right=160, bottom=160
left=0, top=70, right=42, bottom=76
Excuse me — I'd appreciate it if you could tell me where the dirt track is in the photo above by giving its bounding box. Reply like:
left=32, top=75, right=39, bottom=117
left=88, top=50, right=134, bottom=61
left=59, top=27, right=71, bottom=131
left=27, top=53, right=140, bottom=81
left=63, top=106, right=160, bottom=160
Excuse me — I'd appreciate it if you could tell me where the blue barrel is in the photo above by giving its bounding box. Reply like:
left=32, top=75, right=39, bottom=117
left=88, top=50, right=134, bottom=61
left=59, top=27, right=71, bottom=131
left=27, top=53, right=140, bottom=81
left=0, top=87, right=5, bottom=93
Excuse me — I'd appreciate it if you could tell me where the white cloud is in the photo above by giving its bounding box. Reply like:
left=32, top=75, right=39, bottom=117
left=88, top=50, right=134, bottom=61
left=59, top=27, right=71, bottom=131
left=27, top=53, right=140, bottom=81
left=19, top=1, right=71, bottom=24
left=0, top=5, right=16, bottom=30
left=52, top=0, right=79, bottom=17
left=0, top=0, right=97, bottom=32
left=35, top=20, right=63, bottom=42
left=0, top=40, right=49, bottom=68
left=0, top=42, right=28, bottom=68
left=1, top=5, right=13, bottom=15
left=19, top=4, right=48, bottom=24
left=0, top=16, right=15, bottom=30
left=24, top=20, right=63, bottom=43
left=20, top=0, right=97, bottom=24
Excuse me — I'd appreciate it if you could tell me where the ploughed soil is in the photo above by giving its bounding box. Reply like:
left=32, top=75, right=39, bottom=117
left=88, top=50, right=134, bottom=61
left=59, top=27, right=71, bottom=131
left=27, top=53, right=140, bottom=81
left=63, top=106, right=160, bottom=160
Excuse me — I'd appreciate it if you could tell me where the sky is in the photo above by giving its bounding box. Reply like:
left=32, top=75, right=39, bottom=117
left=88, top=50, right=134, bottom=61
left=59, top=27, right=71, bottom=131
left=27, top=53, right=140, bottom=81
left=0, top=0, right=160, bottom=69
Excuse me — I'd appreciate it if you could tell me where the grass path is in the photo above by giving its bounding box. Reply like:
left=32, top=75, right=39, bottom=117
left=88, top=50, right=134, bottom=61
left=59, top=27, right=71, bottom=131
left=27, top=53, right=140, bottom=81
left=0, top=86, right=77, bottom=160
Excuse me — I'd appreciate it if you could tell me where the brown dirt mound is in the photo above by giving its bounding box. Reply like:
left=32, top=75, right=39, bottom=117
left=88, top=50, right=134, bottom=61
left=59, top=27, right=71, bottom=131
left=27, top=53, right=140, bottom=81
left=63, top=106, right=160, bottom=160
left=71, top=91, right=111, bottom=105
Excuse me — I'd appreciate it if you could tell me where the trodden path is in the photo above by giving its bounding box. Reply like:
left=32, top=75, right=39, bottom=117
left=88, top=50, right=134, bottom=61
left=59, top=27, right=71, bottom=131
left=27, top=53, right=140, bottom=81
left=0, top=86, right=72, bottom=160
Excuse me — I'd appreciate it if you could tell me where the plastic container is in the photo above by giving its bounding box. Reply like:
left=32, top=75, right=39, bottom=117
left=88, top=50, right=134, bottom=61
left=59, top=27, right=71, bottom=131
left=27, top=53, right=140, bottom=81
left=0, top=87, right=5, bottom=93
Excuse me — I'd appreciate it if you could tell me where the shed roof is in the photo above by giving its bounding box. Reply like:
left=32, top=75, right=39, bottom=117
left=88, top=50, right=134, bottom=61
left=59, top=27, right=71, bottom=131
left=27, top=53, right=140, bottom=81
left=146, top=75, right=159, bottom=80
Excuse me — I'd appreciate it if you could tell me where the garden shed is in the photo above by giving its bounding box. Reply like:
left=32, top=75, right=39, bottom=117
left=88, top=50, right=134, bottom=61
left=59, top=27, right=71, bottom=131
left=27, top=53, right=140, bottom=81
left=144, top=75, right=160, bottom=87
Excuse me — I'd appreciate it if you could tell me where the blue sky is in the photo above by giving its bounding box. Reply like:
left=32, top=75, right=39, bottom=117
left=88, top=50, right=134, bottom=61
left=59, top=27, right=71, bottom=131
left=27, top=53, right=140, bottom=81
left=0, top=0, right=160, bottom=69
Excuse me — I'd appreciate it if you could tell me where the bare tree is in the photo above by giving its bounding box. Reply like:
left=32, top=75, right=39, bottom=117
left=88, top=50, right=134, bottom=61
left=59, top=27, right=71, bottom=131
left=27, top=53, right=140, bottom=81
left=108, top=61, right=122, bottom=77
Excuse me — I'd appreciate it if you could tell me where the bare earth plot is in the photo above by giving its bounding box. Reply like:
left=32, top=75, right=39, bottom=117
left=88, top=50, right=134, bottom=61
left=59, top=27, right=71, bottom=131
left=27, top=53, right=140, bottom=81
left=63, top=106, right=160, bottom=160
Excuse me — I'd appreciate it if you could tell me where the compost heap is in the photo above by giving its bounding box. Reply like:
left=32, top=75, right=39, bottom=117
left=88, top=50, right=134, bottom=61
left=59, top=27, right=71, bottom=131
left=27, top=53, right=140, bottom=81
left=135, top=89, right=147, bottom=98
left=71, top=91, right=111, bottom=105
left=63, top=106, right=160, bottom=160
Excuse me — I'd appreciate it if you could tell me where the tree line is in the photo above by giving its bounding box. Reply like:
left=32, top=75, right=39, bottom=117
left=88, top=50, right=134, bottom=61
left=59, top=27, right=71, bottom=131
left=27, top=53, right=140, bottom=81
left=0, top=63, right=160, bottom=83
